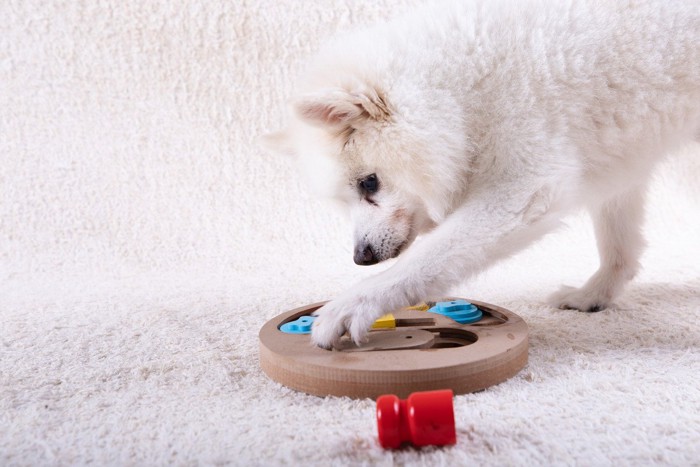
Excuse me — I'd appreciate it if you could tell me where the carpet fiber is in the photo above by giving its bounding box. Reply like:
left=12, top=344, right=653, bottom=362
left=2, top=1, right=699, bottom=465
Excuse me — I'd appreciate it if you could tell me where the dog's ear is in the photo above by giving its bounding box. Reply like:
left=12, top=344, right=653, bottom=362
left=294, top=87, right=390, bottom=128
left=259, top=130, right=296, bottom=157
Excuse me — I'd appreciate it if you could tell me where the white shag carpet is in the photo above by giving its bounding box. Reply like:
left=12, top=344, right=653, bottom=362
left=2, top=1, right=699, bottom=465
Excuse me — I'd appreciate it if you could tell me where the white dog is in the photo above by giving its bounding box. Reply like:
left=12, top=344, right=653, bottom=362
left=264, top=0, right=700, bottom=349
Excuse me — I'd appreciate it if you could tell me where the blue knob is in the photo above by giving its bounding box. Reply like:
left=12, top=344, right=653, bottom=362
left=280, top=316, right=316, bottom=334
left=428, top=300, right=482, bottom=324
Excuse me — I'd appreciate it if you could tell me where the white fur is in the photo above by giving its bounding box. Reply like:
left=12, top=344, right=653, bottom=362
left=264, top=0, right=700, bottom=349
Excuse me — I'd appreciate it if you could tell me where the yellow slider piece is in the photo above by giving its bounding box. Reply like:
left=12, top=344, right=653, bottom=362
left=370, top=303, right=434, bottom=329
left=371, top=314, right=396, bottom=329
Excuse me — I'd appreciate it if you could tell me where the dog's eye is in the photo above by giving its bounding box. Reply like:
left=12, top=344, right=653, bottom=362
left=359, top=174, right=379, bottom=194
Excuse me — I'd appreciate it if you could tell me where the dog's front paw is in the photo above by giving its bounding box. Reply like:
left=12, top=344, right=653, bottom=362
left=311, top=294, right=386, bottom=350
left=548, top=285, right=610, bottom=313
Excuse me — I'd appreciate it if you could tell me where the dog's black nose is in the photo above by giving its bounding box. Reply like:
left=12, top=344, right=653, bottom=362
left=354, top=244, right=378, bottom=265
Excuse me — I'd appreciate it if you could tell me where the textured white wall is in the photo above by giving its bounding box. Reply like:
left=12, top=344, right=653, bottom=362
left=2, top=0, right=698, bottom=282
left=1, top=0, right=423, bottom=280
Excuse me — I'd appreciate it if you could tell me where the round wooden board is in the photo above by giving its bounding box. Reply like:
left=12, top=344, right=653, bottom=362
left=259, top=299, right=528, bottom=399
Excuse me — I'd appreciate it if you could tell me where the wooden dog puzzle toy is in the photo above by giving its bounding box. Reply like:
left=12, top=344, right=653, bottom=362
left=376, top=389, right=456, bottom=449
left=258, top=298, right=528, bottom=399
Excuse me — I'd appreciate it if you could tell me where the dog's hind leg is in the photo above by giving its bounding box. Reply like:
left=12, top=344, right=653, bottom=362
left=549, top=184, right=648, bottom=312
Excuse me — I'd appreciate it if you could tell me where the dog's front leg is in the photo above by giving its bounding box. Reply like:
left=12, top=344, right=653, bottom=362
left=312, top=182, right=563, bottom=349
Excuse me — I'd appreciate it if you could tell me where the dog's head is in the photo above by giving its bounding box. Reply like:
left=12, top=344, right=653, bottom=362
left=263, top=82, right=469, bottom=265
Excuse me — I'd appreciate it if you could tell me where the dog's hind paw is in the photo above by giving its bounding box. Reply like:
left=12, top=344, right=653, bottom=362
left=548, top=285, right=610, bottom=313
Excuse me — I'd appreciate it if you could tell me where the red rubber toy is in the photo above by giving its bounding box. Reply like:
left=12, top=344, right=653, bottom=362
left=376, top=389, right=456, bottom=449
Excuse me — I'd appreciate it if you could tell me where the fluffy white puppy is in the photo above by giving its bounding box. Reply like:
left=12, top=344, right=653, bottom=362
left=264, top=0, right=700, bottom=349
